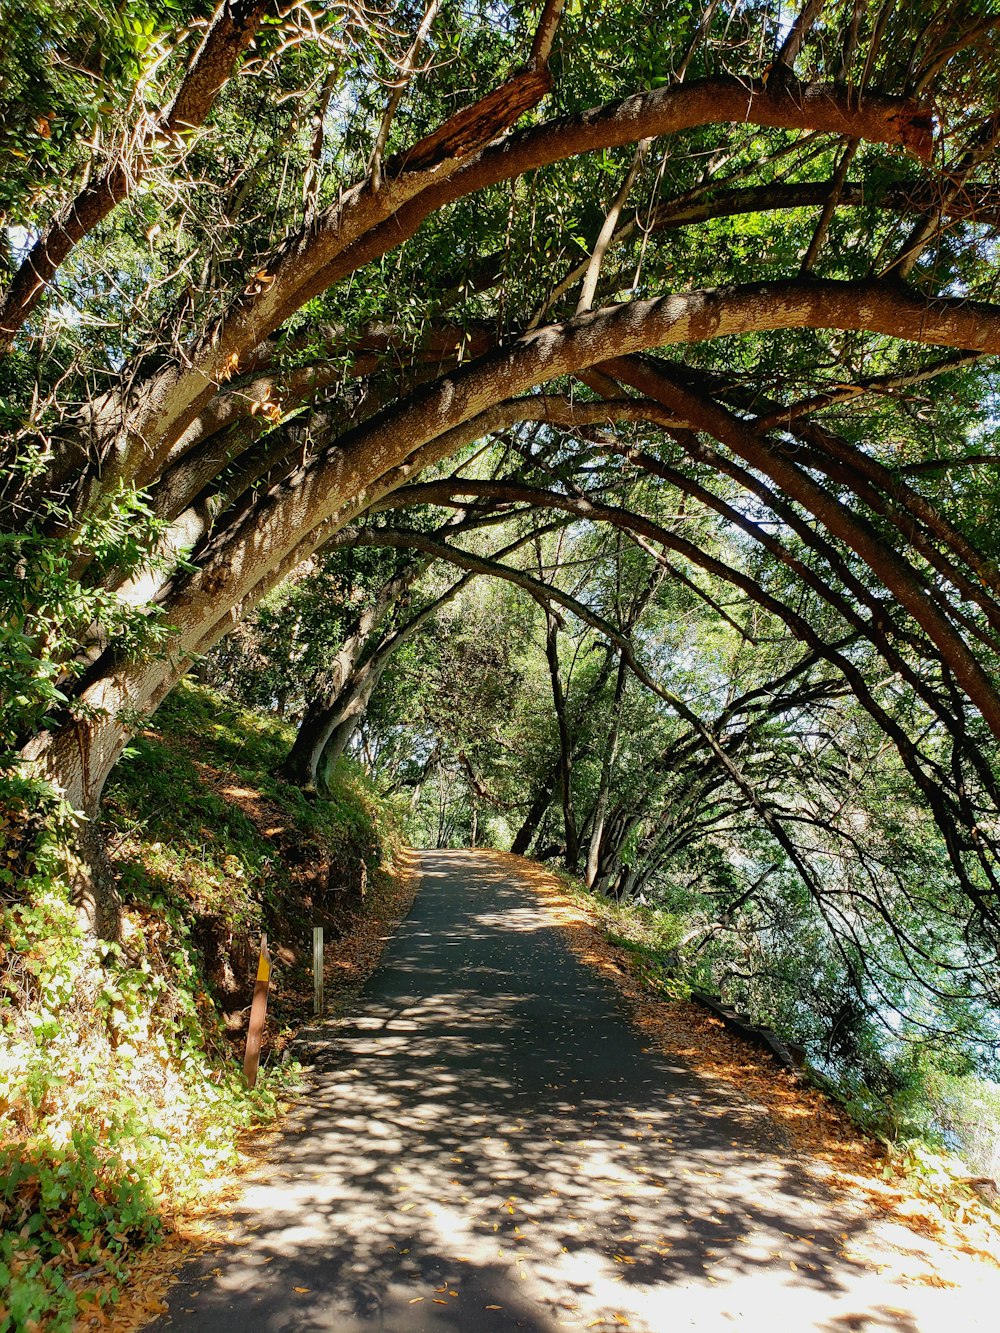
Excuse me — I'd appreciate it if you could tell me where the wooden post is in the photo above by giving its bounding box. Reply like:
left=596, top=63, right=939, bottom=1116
left=313, top=925, right=324, bottom=1017
left=243, top=934, right=271, bottom=1090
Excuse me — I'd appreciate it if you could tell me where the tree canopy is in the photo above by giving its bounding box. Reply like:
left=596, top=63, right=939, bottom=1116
left=4, top=0, right=1000, bottom=999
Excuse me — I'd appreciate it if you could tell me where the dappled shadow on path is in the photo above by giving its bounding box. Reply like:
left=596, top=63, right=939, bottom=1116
left=152, top=851, right=957, bottom=1332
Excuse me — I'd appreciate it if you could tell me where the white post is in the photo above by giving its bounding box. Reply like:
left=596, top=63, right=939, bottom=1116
left=313, top=926, right=324, bottom=1017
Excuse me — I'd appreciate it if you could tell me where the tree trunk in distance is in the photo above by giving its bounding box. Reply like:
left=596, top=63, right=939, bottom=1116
left=510, top=767, right=557, bottom=855
left=585, top=653, right=629, bottom=886
left=545, top=611, right=580, bottom=871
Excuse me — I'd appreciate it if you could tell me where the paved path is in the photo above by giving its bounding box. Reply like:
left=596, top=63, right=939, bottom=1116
left=152, top=850, right=998, bottom=1331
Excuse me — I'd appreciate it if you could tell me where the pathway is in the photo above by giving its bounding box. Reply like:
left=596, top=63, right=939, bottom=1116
left=151, top=849, right=999, bottom=1331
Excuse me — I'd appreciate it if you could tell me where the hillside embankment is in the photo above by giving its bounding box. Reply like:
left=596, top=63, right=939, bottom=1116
left=0, top=683, right=416, bottom=1331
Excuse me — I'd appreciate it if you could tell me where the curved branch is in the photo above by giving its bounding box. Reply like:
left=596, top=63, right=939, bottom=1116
left=120, top=81, right=933, bottom=471
left=604, top=354, right=1000, bottom=742
left=294, top=80, right=932, bottom=328
left=36, top=276, right=1000, bottom=815
left=654, top=354, right=1000, bottom=631
left=120, top=277, right=1000, bottom=679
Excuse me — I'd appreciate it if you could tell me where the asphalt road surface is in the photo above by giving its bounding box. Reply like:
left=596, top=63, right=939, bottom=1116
left=150, top=849, right=997, bottom=1332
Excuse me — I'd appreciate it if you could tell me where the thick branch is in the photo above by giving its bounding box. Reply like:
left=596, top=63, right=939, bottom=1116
left=32, top=275, right=1000, bottom=813
left=123, top=278, right=1000, bottom=683
left=116, top=80, right=933, bottom=481
left=604, top=354, right=1000, bottom=741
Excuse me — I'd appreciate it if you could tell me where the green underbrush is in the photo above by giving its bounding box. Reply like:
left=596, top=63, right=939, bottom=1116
left=1, top=682, right=404, bottom=1331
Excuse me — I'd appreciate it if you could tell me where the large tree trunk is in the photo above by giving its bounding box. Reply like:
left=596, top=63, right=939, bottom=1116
left=279, top=559, right=426, bottom=788
left=315, top=696, right=374, bottom=794
left=591, top=806, right=643, bottom=897
left=278, top=678, right=375, bottom=794
left=18, top=665, right=184, bottom=939
left=279, top=697, right=338, bottom=790
left=282, top=563, right=476, bottom=792
left=67, top=817, right=124, bottom=942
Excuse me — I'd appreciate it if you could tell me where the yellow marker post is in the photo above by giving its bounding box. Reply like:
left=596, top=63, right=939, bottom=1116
left=243, top=933, right=272, bottom=1089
